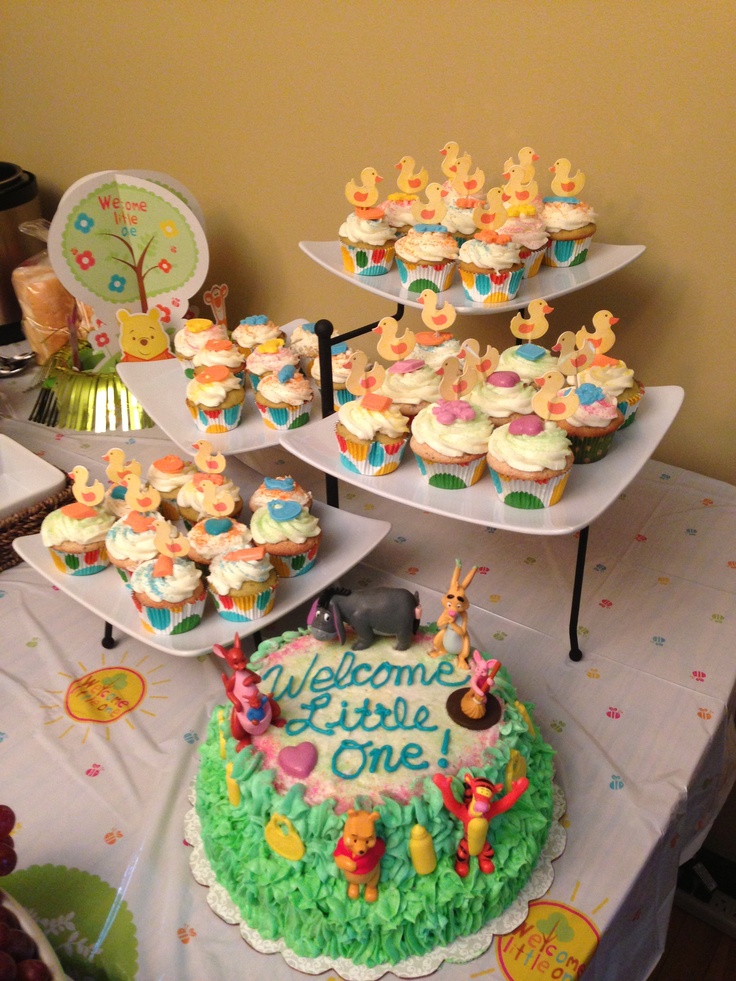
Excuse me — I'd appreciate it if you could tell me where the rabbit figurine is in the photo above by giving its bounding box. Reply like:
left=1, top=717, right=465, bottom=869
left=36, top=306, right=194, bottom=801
left=431, top=559, right=478, bottom=670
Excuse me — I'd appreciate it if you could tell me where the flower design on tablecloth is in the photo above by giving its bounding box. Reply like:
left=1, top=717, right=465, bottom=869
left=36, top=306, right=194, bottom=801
left=711, top=613, right=725, bottom=623
left=177, top=925, right=197, bottom=944
left=550, top=720, right=565, bottom=733
left=652, top=636, right=666, bottom=647
left=692, top=670, right=706, bottom=683
left=697, top=708, right=713, bottom=720
left=606, top=707, right=622, bottom=719
left=104, top=829, right=123, bottom=845
left=524, top=556, right=536, bottom=565
left=493, top=631, right=507, bottom=641
left=635, top=534, right=647, bottom=542
left=108, top=274, right=126, bottom=293
left=658, top=576, right=670, bottom=584
left=610, top=775, right=624, bottom=790
left=586, top=668, right=600, bottom=679
left=594, top=563, right=606, bottom=572
left=686, top=528, right=697, bottom=536
left=85, top=764, right=103, bottom=777
left=184, top=731, right=199, bottom=744
left=488, top=594, right=501, bottom=603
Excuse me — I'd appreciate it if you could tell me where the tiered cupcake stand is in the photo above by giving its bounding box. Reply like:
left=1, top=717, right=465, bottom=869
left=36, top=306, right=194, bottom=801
left=283, top=241, right=684, bottom=660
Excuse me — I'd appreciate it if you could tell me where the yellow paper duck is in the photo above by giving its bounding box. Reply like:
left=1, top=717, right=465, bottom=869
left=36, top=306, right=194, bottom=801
left=503, top=146, right=539, bottom=184
left=502, top=165, right=539, bottom=208
left=419, top=290, right=456, bottom=332
left=576, top=310, right=619, bottom=355
left=438, top=356, right=479, bottom=400
left=152, top=520, right=190, bottom=577
left=471, top=187, right=507, bottom=233
left=510, top=299, right=554, bottom=341
left=102, top=447, right=142, bottom=485
left=123, top=473, right=161, bottom=514
left=69, top=466, right=105, bottom=507
left=553, top=332, right=597, bottom=377
left=345, top=168, right=383, bottom=209
left=345, top=350, right=386, bottom=396
left=395, top=156, right=429, bottom=196
left=550, top=158, right=586, bottom=198
left=372, top=317, right=416, bottom=361
left=531, top=370, right=580, bottom=421
left=439, top=141, right=461, bottom=179
left=410, top=183, right=447, bottom=225
left=460, top=339, right=500, bottom=380
left=192, top=439, right=226, bottom=475
left=201, top=479, right=236, bottom=518
left=452, top=154, right=485, bottom=199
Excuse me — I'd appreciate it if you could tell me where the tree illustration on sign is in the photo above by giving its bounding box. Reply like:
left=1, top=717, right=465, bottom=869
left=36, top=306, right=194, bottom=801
left=536, top=911, right=576, bottom=949
left=59, top=180, right=201, bottom=313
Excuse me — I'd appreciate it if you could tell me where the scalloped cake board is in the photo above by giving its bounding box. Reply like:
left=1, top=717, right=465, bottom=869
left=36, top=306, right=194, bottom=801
left=184, top=780, right=567, bottom=981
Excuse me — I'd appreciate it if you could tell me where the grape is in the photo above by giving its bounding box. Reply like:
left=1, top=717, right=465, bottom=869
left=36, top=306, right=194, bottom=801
left=0, top=912, right=18, bottom=932
left=16, top=962, right=51, bottom=981
left=0, top=811, right=14, bottom=842
left=0, top=951, right=15, bottom=980
left=4, top=932, right=36, bottom=963
left=0, top=849, right=16, bottom=879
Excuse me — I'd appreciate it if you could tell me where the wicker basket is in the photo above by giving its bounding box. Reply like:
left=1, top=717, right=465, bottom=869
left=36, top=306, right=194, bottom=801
left=0, top=476, right=74, bottom=572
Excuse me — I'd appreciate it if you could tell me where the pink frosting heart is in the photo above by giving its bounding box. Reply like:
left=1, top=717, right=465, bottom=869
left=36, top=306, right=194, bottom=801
left=278, top=741, right=318, bottom=778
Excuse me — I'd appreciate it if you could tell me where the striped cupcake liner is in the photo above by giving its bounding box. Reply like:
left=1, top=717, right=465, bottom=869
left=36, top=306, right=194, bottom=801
left=488, top=466, right=570, bottom=508
left=459, top=266, right=524, bottom=304
left=519, top=245, right=547, bottom=278
left=269, top=543, right=319, bottom=578
left=567, top=431, right=617, bottom=464
left=340, top=244, right=395, bottom=277
left=256, top=400, right=312, bottom=431
left=543, top=235, right=593, bottom=268
left=209, top=584, right=276, bottom=622
left=133, top=593, right=206, bottom=635
left=413, top=452, right=486, bottom=489
left=188, top=401, right=243, bottom=433
left=395, top=258, right=456, bottom=294
left=617, top=387, right=644, bottom=429
left=337, top=432, right=408, bottom=476
left=49, top=544, right=109, bottom=576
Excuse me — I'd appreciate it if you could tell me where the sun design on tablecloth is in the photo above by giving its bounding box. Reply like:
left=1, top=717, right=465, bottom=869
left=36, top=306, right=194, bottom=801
left=40, top=649, right=170, bottom=742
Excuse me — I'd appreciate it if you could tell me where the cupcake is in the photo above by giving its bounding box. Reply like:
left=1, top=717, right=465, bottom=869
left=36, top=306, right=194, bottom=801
left=376, top=358, right=442, bottom=423
left=177, top=472, right=243, bottom=530
left=187, top=515, right=253, bottom=565
left=191, top=338, right=246, bottom=383
left=464, top=370, right=535, bottom=426
left=131, top=553, right=206, bottom=635
left=288, top=321, right=320, bottom=375
left=248, top=476, right=313, bottom=513
left=394, top=223, right=458, bottom=294
left=573, top=355, right=644, bottom=429
left=250, top=500, right=322, bottom=578
left=339, top=209, right=396, bottom=277
left=497, top=205, right=549, bottom=278
left=102, top=449, right=142, bottom=518
left=147, top=454, right=198, bottom=522
left=254, top=365, right=313, bottom=430
left=556, top=383, right=624, bottom=463
left=173, top=317, right=228, bottom=366
left=486, top=415, right=573, bottom=509
left=541, top=160, right=597, bottom=268
left=310, top=342, right=356, bottom=410
left=245, top=338, right=299, bottom=390
left=335, top=393, right=410, bottom=476
left=457, top=231, right=524, bottom=304
left=380, top=193, right=417, bottom=238
left=497, top=342, right=559, bottom=385
left=105, top=510, right=173, bottom=586
left=231, top=315, right=285, bottom=359
left=410, top=399, right=493, bottom=489
left=413, top=328, right=462, bottom=371
left=40, top=500, right=115, bottom=576
left=207, top=545, right=279, bottom=622
left=442, top=198, right=484, bottom=249
left=103, top=482, right=132, bottom=519
left=186, top=365, right=245, bottom=433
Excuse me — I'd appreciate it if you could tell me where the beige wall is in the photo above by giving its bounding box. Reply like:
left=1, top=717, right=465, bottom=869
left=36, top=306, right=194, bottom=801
left=2, top=0, right=734, bottom=484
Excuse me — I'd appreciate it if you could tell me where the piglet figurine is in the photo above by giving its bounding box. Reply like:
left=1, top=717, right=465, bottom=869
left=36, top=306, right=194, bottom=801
left=213, top=633, right=285, bottom=751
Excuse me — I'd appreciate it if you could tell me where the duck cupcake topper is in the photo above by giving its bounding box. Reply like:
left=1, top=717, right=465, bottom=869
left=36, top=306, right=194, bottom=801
left=439, top=141, right=462, bottom=179
left=450, top=154, right=485, bottom=204
left=471, top=187, right=507, bottom=233
left=459, top=339, right=500, bottom=382
left=123, top=473, right=162, bottom=514
left=395, top=156, right=428, bottom=197
left=438, top=356, right=479, bottom=401
left=549, top=158, right=586, bottom=199
left=576, top=309, right=619, bottom=356
left=553, top=332, right=597, bottom=382
left=103, top=447, right=141, bottom=485
left=152, top=520, right=191, bottom=577
left=345, top=350, right=386, bottom=398
left=503, top=146, right=539, bottom=184
left=410, top=182, right=447, bottom=226
left=345, top=167, right=383, bottom=217
left=531, top=369, right=580, bottom=422
left=509, top=299, right=553, bottom=341
left=419, top=291, right=456, bottom=333
left=372, top=317, right=416, bottom=361
left=192, top=439, right=226, bottom=475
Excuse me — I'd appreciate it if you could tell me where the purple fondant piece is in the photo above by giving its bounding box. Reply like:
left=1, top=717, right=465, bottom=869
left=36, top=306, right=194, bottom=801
left=389, top=359, right=425, bottom=374
left=509, top=414, right=545, bottom=436
left=278, top=741, right=318, bottom=778
left=488, top=370, right=520, bottom=388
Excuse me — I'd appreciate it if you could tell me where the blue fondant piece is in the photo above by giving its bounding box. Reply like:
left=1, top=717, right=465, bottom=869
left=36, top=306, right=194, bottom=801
left=240, top=315, right=269, bottom=325
left=203, top=518, right=232, bottom=536
left=517, top=343, right=547, bottom=362
left=414, top=223, right=449, bottom=234
left=577, top=382, right=604, bottom=405
left=302, top=322, right=316, bottom=333
left=542, top=195, right=581, bottom=205
left=264, top=477, right=295, bottom=491
left=110, top=485, right=126, bottom=500
left=332, top=342, right=348, bottom=354
left=267, top=499, right=302, bottom=522
left=278, top=364, right=296, bottom=383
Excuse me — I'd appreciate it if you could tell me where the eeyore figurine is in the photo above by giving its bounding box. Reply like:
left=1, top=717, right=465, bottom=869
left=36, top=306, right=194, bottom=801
left=308, top=585, right=421, bottom=651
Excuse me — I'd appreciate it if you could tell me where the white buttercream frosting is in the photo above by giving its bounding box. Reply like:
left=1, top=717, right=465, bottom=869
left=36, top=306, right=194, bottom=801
left=131, top=556, right=203, bottom=604
left=488, top=420, right=571, bottom=472
left=337, top=398, right=409, bottom=440
left=411, top=401, right=492, bottom=457
left=208, top=551, right=274, bottom=595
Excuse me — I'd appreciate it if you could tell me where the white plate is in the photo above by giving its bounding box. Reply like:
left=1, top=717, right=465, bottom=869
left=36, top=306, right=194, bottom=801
left=12, top=454, right=391, bottom=656
left=299, top=241, right=646, bottom=315
left=0, top=434, right=67, bottom=519
left=280, top=386, right=684, bottom=536
left=117, top=319, right=316, bottom=457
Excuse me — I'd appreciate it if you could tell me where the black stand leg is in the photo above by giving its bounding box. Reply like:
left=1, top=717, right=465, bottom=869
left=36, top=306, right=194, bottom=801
left=101, top=620, right=117, bottom=649
left=568, top=526, right=589, bottom=662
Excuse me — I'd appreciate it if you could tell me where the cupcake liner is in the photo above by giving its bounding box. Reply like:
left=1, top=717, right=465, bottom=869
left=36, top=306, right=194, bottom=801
left=256, top=399, right=312, bottom=431
left=519, top=245, right=547, bottom=278
left=395, top=257, right=456, bottom=294
left=113, top=565, right=133, bottom=588
left=413, top=452, right=486, bottom=489
left=340, top=243, right=395, bottom=277
left=133, top=592, right=207, bottom=635
left=543, top=235, right=593, bottom=267
left=337, top=431, right=409, bottom=476
left=487, top=466, right=571, bottom=508
left=566, top=431, right=617, bottom=464
left=48, top=544, right=109, bottom=576
left=269, top=543, right=319, bottom=578
left=458, top=266, right=524, bottom=304
left=188, top=400, right=243, bottom=433
left=209, top=584, right=276, bottom=622
left=618, top=385, right=645, bottom=429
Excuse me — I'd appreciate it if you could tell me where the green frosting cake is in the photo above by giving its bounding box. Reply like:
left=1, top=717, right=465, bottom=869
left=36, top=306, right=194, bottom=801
left=189, top=627, right=560, bottom=975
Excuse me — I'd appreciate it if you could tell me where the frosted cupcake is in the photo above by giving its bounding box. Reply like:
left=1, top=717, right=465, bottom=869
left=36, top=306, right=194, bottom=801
left=177, top=472, right=243, bottom=529
left=231, top=315, right=284, bottom=359
left=336, top=393, right=410, bottom=476
left=187, top=515, right=253, bottom=565
left=442, top=198, right=483, bottom=248
left=131, top=554, right=206, bottom=635
left=255, top=365, right=313, bottom=430
left=173, top=317, right=227, bottom=365
left=207, top=545, right=278, bottom=622
left=487, top=415, right=573, bottom=508
left=457, top=231, right=524, bottom=304
left=186, top=365, right=245, bottom=433
left=310, top=342, right=356, bottom=410
left=288, top=321, right=320, bottom=374
left=573, top=356, right=644, bottom=429
left=147, top=454, right=198, bottom=522
left=103, top=483, right=133, bottom=519
left=248, top=476, right=313, bottom=513
left=410, top=399, right=493, bottom=489
left=394, top=223, right=458, bottom=294
left=250, top=500, right=322, bottom=578
left=497, top=343, right=559, bottom=385
left=191, top=338, right=246, bottom=383
left=245, top=338, right=299, bottom=390
left=497, top=205, right=549, bottom=278
left=412, top=330, right=462, bottom=370
left=339, top=209, right=396, bottom=277
left=106, top=510, right=173, bottom=586
left=377, top=358, right=442, bottom=422
left=40, top=501, right=115, bottom=576
left=541, top=198, right=597, bottom=267
left=464, top=370, right=535, bottom=426
left=556, top=382, right=624, bottom=463
left=381, top=194, right=417, bottom=237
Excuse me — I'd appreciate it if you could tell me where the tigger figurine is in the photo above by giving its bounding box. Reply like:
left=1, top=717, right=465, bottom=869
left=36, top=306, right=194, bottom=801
left=432, top=772, right=529, bottom=877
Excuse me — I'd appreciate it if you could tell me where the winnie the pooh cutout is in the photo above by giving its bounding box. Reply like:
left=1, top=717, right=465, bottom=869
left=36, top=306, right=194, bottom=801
left=118, top=308, right=175, bottom=363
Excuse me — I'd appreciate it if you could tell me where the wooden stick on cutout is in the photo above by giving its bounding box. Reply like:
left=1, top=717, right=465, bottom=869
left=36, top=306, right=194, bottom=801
left=576, top=310, right=619, bottom=356
left=460, top=339, right=500, bottom=382
left=419, top=291, right=456, bottom=333
left=438, top=356, right=479, bottom=401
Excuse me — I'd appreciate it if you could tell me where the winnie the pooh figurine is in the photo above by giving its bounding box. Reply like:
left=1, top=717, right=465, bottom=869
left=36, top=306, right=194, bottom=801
left=333, top=809, right=385, bottom=902
left=118, top=308, right=174, bottom=362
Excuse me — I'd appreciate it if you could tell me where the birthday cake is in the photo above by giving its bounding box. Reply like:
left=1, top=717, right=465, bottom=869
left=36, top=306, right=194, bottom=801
left=187, top=587, right=562, bottom=977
